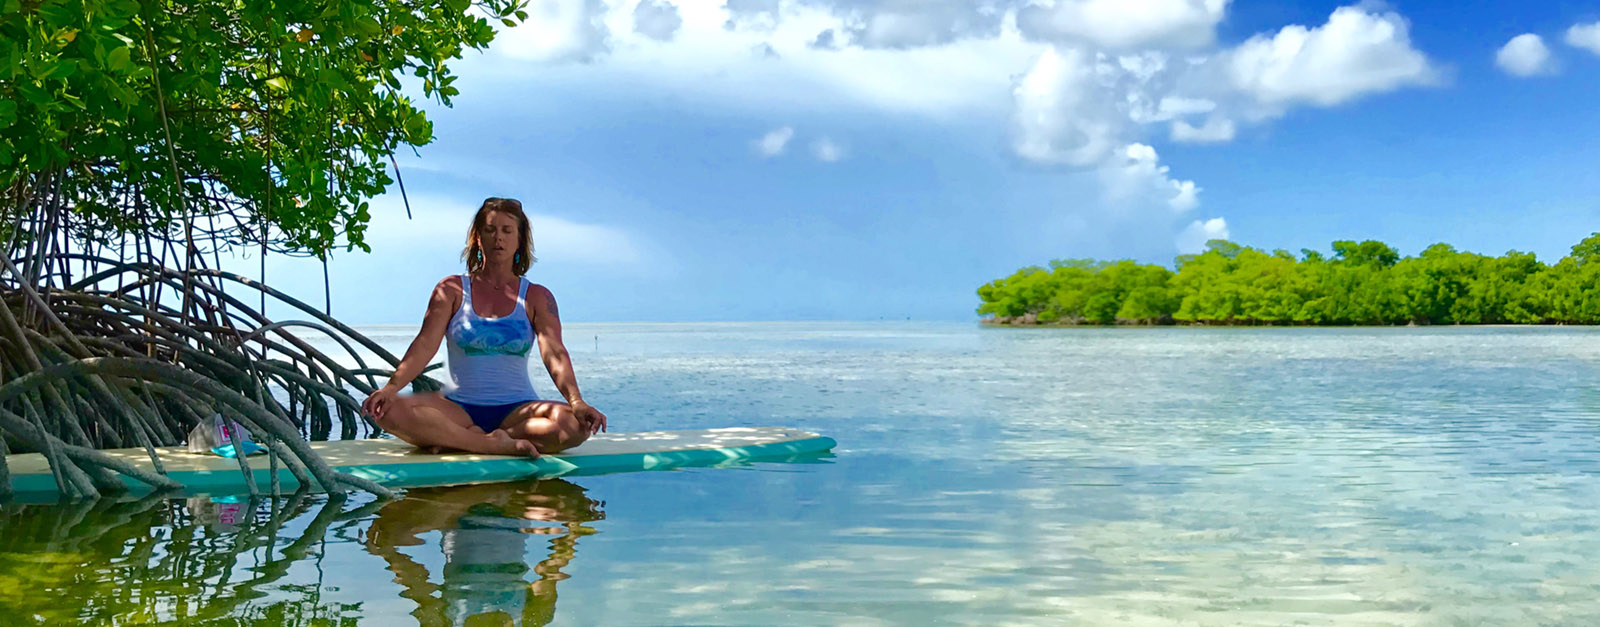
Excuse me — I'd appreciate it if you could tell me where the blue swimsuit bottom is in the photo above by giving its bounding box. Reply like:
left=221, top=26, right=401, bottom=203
left=447, top=397, right=534, bottom=433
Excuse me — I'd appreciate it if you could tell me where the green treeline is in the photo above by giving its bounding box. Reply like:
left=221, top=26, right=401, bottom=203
left=977, top=234, right=1600, bottom=325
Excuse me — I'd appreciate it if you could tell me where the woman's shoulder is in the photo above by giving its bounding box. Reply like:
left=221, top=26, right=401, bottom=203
left=522, top=280, right=553, bottom=299
left=429, top=275, right=465, bottom=307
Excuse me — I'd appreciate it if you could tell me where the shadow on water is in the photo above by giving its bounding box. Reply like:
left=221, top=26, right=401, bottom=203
left=0, top=479, right=605, bottom=625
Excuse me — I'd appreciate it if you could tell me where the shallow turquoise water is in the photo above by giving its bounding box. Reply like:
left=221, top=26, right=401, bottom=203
left=4, top=323, right=1600, bottom=624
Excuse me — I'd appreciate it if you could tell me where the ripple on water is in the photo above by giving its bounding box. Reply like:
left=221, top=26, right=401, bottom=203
left=5, top=323, right=1600, bottom=624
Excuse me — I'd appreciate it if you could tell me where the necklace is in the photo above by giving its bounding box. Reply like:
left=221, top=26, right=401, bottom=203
left=473, top=275, right=516, bottom=292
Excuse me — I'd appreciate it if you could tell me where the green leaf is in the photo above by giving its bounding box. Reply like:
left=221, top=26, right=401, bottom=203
left=18, top=82, right=51, bottom=105
left=36, top=1, right=74, bottom=27
left=402, top=111, right=430, bottom=141
left=106, top=46, right=131, bottom=72
left=109, top=0, right=139, bottom=18
left=0, top=99, right=16, bottom=128
left=354, top=16, right=381, bottom=38
left=445, top=0, right=469, bottom=13
left=31, top=59, right=60, bottom=79
left=50, top=59, right=78, bottom=79
left=265, top=76, right=289, bottom=91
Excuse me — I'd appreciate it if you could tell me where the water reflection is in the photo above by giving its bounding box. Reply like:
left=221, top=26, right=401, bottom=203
left=0, top=480, right=603, bottom=625
left=0, top=490, right=383, bottom=623
left=366, top=480, right=605, bottom=626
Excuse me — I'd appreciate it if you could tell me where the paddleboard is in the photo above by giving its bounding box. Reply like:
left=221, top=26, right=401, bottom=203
left=3, top=427, right=835, bottom=501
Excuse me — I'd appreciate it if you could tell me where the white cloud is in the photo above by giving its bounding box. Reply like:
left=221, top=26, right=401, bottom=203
left=1155, top=96, right=1217, bottom=119
left=1496, top=34, right=1555, bottom=77
left=1171, top=116, right=1235, bottom=143
left=1016, top=0, right=1229, bottom=49
left=633, top=0, right=683, bottom=41
left=1011, top=47, right=1123, bottom=167
left=531, top=214, right=645, bottom=265
left=1101, top=143, right=1199, bottom=212
left=724, top=0, right=781, bottom=31
left=475, top=1, right=1044, bottom=118
left=1175, top=217, right=1229, bottom=253
left=455, top=0, right=1447, bottom=260
left=497, top=0, right=611, bottom=63
left=1225, top=6, right=1437, bottom=107
left=1566, top=21, right=1600, bottom=56
left=1010, top=50, right=1211, bottom=253
left=754, top=126, right=795, bottom=156
left=826, top=0, right=1009, bottom=49
left=811, top=137, right=845, bottom=162
left=368, top=195, right=645, bottom=266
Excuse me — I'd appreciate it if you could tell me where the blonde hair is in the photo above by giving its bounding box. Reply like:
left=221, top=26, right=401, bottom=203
left=462, top=197, right=536, bottom=275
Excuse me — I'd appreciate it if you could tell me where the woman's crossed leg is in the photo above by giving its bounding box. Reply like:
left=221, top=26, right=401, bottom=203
left=497, top=401, right=592, bottom=454
left=375, top=392, right=538, bottom=456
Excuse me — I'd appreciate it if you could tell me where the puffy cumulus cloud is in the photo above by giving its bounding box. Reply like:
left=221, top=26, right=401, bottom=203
left=1171, top=116, right=1234, bottom=143
left=474, top=0, right=1045, bottom=117
left=754, top=126, right=795, bottom=156
left=1225, top=6, right=1437, bottom=107
left=464, top=1, right=1447, bottom=259
left=822, top=0, right=1010, bottom=49
left=497, top=0, right=611, bottom=63
left=633, top=0, right=684, bottom=41
left=1009, top=49, right=1217, bottom=256
left=1100, top=143, right=1199, bottom=212
left=1566, top=21, right=1600, bottom=56
left=811, top=137, right=846, bottom=161
left=1011, top=47, right=1124, bottom=167
left=1175, top=217, right=1229, bottom=254
left=1496, top=34, right=1555, bottom=77
left=725, top=0, right=781, bottom=30
left=1016, top=0, right=1228, bottom=50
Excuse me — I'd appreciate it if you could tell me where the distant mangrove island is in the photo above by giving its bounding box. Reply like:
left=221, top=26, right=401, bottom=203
left=978, top=234, right=1600, bottom=326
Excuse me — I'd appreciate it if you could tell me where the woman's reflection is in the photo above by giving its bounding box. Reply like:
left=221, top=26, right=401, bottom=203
left=366, top=479, right=605, bottom=626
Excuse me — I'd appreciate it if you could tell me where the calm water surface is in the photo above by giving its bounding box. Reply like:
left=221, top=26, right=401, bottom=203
left=3, top=323, right=1600, bottom=625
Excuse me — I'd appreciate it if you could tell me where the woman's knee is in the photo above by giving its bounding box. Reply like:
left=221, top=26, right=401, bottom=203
left=377, top=396, right=444, bottom=433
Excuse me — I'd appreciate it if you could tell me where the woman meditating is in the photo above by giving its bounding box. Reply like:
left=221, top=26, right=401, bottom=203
left=362, top=197, right=607, bottom=456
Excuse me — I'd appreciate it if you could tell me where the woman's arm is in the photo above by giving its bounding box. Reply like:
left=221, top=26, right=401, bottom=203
left=530, top=284, right=607, bottom=433
left=363, top=278, right=457, bottom=419
left=386, top=278, right=457, bottom=389
left=530, top=284, right=582, bottom=403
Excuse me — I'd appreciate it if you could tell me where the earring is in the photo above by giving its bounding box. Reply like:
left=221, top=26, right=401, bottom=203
left=514, top=252, right=521, bottom=264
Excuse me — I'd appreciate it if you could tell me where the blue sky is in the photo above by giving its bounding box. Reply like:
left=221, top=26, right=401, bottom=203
left=245, top=0, right=1600, bottom=324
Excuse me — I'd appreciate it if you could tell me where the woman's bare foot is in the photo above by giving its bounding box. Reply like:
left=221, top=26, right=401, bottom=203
left=482, top=429, right=539, bottom=457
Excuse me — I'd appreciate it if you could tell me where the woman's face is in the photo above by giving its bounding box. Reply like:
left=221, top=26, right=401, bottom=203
left=478, top=210, right=520, bottom=267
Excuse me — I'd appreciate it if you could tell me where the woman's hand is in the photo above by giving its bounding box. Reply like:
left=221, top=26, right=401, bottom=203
left=571, top=400, right=607, bottom=434
left=363, top=385, right=401, bottom=422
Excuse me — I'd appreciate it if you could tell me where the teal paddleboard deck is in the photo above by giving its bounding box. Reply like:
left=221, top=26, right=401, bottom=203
left=4, top=427, right=836, bottom=501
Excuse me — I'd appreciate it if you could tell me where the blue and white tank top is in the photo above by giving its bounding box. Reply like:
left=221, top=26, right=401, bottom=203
left=443, top=275, right=541, bottom=405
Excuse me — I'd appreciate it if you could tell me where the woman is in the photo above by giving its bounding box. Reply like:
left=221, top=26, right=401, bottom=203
left=362, top=197, right=607, bottom=456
